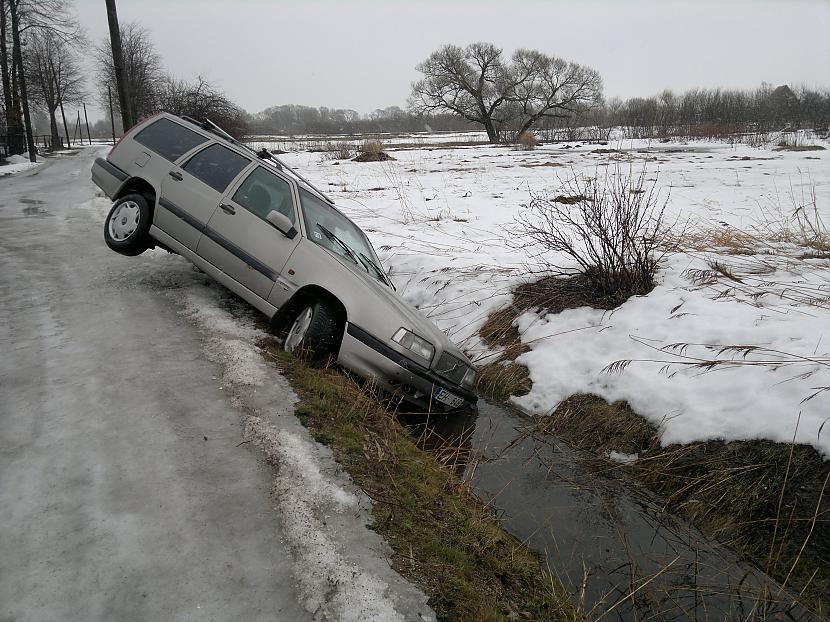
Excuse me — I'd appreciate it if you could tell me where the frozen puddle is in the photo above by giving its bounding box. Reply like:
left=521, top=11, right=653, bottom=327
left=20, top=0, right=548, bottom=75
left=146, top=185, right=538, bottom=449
left=405, top=402, right=813, bottom=621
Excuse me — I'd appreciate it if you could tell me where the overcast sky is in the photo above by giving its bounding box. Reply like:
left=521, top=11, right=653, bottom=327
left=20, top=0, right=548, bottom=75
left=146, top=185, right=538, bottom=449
left=73, top=0, right=830, bottom=121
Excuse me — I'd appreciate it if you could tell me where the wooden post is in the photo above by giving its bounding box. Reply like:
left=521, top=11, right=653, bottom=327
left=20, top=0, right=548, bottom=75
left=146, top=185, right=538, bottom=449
left=59, top=99, right=71, bottom=148
left=83, top=103, right=92, bottom=145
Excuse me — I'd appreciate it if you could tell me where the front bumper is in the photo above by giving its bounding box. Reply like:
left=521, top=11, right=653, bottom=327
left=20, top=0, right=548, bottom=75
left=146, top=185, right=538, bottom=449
left=91, top=157, right=128, bottom=199
left=338, top=323, right=477, bottom=412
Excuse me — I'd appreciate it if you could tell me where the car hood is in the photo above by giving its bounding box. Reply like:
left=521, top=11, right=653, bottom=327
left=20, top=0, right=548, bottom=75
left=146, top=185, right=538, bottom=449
left=336, top=254, right=471, bottom=366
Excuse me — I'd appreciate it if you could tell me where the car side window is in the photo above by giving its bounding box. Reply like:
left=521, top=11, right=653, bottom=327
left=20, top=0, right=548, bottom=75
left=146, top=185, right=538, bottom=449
left=133, top=118, right=208, bottom=162
left=182, top=144, right=251, bottom=193
left=232, top=167, right=295, bottom=223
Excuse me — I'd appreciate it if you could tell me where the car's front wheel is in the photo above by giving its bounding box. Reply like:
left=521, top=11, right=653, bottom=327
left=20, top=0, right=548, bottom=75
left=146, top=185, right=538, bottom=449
left=104, top=193, right=153, bottom=256
left=283, top=300, right=341, bottom=363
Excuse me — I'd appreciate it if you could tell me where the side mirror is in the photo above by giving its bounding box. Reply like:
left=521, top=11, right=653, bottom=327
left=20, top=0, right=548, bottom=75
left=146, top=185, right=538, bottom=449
left=266, top=210, right=298, bottom=239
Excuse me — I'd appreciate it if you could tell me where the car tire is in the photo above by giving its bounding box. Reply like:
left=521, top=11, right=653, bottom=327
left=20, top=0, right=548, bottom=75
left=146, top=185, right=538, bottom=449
left=283, top=300, right=341, bottom=363
left=104, top=193, right=153, bottom=256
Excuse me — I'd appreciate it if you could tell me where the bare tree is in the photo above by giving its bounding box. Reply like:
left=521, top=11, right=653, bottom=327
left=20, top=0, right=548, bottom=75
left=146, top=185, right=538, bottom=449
left=1, top=0, right=79, bottom=156
left=157, top=74, right=247, bottom=137
left=509, top=49, right=603, bottom=137
left=94, top=22, right=162, bottom=128
left=26, top=29, right=85, bottom=149
left=410, top=43, right=518, bottom=143
left=410, top=43, right=602, bottom=143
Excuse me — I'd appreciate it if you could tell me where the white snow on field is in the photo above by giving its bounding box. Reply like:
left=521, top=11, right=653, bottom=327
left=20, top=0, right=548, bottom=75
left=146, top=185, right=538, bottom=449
left=0, top=153, right=41, bottom=176
left=278, top=137, right=830, bottom=457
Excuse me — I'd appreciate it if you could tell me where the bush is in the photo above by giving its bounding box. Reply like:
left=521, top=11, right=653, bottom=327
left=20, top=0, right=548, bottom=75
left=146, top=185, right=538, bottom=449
left=517, top=165, right=670, bottom=303
left=324, top=141, right=354, bottom=160
left=517, top=132, right=538, bottom=150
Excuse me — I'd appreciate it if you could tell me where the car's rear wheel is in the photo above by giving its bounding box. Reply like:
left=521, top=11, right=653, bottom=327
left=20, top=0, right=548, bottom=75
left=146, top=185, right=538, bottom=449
left=104, top=193, right=153, bottom=256
left=283, top=299, right=341, bottom=363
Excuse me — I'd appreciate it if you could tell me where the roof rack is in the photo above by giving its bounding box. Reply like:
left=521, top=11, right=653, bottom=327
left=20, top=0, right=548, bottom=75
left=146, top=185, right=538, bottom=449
left=180, top=115, right=335, bottom=206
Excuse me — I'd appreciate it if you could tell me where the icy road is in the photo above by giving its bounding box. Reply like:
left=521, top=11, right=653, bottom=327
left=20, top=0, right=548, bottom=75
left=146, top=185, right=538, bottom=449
left=0, top=149, right=433, bottom=621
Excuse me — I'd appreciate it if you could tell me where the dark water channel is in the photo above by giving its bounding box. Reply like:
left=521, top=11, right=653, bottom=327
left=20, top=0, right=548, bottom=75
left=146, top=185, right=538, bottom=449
left=402, top=400, right=815, bottom=621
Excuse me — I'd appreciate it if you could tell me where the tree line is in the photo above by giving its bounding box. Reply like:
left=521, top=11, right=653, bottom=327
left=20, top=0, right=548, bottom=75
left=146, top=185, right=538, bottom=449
left=3, top=13, right=829, bottom=157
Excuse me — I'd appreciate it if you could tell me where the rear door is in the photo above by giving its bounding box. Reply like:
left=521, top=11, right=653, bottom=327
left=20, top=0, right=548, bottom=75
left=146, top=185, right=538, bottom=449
left=157, top=142, right=252, bottom=250
left=197, top=166, right=301, bottom=299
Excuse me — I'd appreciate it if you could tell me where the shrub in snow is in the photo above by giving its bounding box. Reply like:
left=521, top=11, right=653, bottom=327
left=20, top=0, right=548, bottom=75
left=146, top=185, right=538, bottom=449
left=517, top=132, right=538, bottom=150
left=518, top=165, right=670, bottom=304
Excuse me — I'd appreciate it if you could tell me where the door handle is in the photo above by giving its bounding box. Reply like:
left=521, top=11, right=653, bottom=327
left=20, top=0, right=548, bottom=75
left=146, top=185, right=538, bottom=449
left=168, top=170, right=183, bottom=181
left=219, top=203, right=236, bottom=215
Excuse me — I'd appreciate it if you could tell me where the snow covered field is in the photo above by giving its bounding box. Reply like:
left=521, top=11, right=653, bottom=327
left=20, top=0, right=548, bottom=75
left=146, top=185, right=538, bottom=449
left=276, top=136, right=830, bottom=457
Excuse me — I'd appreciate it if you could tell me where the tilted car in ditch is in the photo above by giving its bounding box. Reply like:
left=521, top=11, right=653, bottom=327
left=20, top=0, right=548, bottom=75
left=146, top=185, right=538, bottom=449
left=91, top=113, right=477, bottom=411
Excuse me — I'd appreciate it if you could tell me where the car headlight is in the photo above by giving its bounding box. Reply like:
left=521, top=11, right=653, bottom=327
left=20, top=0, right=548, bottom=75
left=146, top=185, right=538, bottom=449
left=392, top=328, right=434, bottom=362
left=461, top=366, right=477, bottom=389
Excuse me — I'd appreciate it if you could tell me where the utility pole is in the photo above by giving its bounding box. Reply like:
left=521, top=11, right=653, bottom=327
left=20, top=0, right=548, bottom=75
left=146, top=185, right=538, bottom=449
left=108, top=85, right=116, bottom=144
left=83, top=103, right=92, bottom=145
left=105, top=0, right=132, bottom=132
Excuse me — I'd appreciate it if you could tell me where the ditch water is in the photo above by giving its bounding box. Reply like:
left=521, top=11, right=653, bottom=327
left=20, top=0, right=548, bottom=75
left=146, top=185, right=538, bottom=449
left=402, top=400, right=814, bottom=621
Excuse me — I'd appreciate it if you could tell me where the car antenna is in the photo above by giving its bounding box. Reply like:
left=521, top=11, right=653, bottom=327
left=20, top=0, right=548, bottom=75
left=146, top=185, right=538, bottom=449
left=195, top=117, right=336, bottom=206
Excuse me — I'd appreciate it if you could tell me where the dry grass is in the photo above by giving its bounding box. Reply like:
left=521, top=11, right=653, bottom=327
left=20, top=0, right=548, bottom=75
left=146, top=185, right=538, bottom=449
left=353, top=139, right=395, bottom=162
left=518, top=132, right=538, bottom=151
left=774, top=144, right=827, bottom=152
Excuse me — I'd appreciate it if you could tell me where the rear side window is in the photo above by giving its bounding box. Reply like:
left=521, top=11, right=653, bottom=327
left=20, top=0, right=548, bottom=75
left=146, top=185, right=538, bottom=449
left=232, top=167, right=295, bottom=223
left=133, top=117, right=207, bottom=162
left=183, top=144, right=251, bottom=193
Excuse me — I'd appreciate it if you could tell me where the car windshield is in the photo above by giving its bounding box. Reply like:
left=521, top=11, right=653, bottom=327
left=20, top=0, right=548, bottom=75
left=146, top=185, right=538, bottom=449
left=299, top=188, right=390, bottom=286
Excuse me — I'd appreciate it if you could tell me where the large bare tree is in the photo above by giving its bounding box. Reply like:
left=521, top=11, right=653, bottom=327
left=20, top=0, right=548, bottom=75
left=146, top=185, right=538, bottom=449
left=410, top=42, right=603, bottom=143
left=410, top=43, right=522, bottom=143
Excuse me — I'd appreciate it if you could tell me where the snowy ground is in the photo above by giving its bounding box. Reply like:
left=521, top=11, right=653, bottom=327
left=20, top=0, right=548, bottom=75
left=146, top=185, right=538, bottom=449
left=276, top=136, right=830, bottom=457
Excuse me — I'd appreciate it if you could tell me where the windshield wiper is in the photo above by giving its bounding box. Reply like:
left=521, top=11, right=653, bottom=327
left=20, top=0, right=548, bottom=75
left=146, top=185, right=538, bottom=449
left=316, top=224, right=392, bottom=288
left=316, top=224, right=359, bottom=266
left=358, top=252, right=393, bottom=287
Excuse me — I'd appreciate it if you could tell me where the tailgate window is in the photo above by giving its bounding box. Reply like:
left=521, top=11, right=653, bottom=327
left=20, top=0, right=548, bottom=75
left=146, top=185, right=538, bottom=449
left=133, top=118, right=208, bottom=162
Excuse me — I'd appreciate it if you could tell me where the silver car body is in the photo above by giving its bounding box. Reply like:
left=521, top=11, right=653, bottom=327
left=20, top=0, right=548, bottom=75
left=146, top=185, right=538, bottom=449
left=91, top=113, right=477, bottom=411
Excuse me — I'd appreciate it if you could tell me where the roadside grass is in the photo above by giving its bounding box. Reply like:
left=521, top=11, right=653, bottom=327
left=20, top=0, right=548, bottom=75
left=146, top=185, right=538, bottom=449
left=533, top=395, right=830, bottom=616
left=261, top=345, right=583, bottom=622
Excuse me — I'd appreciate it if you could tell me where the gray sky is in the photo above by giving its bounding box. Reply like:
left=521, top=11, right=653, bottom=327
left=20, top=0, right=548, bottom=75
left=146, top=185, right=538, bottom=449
left=73, top=0, right=830, bottom=121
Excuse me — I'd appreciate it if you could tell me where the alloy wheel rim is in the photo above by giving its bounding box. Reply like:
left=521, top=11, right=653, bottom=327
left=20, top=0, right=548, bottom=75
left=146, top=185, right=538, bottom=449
left=284, top=307, right=314, bottom=352
left=109, top=201, right=141, bottom=241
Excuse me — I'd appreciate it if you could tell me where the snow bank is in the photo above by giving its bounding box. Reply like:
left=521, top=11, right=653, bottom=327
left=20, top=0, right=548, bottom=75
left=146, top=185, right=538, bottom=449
left=0, top=153, right=41, bottom=176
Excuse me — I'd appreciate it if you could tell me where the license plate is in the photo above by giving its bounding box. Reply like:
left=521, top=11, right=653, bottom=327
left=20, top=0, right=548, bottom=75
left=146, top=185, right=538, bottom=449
left=433, top=387, right=464, bottom=409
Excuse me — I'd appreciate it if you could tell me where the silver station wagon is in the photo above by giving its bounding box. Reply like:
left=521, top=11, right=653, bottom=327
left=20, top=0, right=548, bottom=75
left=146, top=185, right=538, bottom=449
left=91, top=113, right=477, bottom=412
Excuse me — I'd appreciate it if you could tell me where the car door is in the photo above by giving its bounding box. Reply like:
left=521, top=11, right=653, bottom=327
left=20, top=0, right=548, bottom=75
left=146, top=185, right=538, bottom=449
left=157, top=142, right=252, bottom=250
left=197, top=166, right=302, bottom=300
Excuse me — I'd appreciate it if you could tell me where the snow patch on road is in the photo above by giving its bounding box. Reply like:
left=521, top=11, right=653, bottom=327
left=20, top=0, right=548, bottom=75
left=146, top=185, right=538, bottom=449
left=166, top=272, right=431, bottom=621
